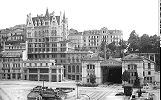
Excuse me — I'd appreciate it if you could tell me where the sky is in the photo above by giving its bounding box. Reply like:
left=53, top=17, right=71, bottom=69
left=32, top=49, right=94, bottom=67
left=0, top=0, right=159, bottom=40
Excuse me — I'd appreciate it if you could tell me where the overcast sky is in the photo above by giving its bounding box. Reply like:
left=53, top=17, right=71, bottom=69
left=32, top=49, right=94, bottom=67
left=0, top=0, right=159, bottom=40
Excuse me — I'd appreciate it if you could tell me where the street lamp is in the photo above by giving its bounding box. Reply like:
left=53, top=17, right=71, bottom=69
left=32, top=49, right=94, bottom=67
left=76, top=80, right=79, bottom=99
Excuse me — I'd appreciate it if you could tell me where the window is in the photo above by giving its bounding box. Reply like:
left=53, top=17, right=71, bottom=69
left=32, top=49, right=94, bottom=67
left=87, top=79, right=90, bottom=83
left=68, top=75, right=71, bottom=79
left=93, top=65, right=95, bottom=69
left=72, top=65, right=75, bottom=73
left=72, top=75, right=75, bottom=80
left=87, top=65, right=89, bottom=69
left=52, top=69, right=56, bottom=73
left=148, top=63, right=151, bottom=69
left=45, top=22, right=49, bottom=25
left=76, top=75, right=79, bottom=80
left=147, top=77, right=149, bottom=80
left=128, top=65, right=130, bottom=69
left=68, top=66, right=71, bottom=73
left=134, top=65, right=137, bottom=69
left=143, top=72, right=145, bottom=76
left=90, top=65, right=92, bottom=69
left=76, top=65, right=79, bottom=73
left=148, top=71, right=151, bottom=75
left=61, top=54, right=66, bottom=58
left=143, top=63, right=145, bottom=69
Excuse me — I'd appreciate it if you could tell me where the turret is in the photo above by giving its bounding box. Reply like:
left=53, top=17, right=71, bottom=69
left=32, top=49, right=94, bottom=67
left=26, top=13, right=34, bottom=28
left=45, top=8, right=50, bottom=19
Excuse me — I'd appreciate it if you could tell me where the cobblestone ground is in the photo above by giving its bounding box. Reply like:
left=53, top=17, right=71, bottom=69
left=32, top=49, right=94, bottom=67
left=0, top=80, right=160, bottom=100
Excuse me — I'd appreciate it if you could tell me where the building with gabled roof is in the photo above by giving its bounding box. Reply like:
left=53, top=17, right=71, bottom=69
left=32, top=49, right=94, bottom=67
left=122, top=54, right=158, bottom=85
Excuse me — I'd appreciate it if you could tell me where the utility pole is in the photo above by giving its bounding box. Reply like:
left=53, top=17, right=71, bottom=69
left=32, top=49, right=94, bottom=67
left=76, top=80, right=79, bottom=99
left=77, top=83, right=78, bottom=99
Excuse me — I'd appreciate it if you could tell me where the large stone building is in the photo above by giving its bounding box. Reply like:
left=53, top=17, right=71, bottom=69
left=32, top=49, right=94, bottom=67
left=23, top=59, right=64, bottom=82
left=66, top=51, right=92, bottom=81
left=25, top=9, right=93, bottom=81
left=122, top=54, right=157, bottom=85
left=0, top=42, right=28, bottom=80
left=68, top=29, right=83, bottom=50
left=68, top=27, right=123, bottom=52
left=26, top=9, right=73, bottom=63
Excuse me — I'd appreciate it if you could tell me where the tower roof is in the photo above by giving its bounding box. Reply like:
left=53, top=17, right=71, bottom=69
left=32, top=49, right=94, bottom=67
left=45, top=8, right=50, bottom=18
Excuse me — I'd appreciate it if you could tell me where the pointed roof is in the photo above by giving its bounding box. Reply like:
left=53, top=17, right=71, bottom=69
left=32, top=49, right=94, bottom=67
left=45, top=8, right=50, bottom=18
left=122, top=54, right=142, bottom=61
left=122, top=54, right=155, bottom=63
left=62, top=11, right=66, bottom=23
left=63, top=11, right=65, bottom=19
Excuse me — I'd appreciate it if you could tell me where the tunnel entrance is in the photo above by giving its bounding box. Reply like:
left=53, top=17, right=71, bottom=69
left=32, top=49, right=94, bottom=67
left=102, top=66, right=122, bottom=84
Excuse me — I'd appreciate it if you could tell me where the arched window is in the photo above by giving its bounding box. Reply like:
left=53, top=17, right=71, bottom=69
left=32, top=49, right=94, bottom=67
left=68, top=65, right=71, bottom=73
left=76, top=65, right=79, bottom=73
left=72, top=65, right=75, bottom=73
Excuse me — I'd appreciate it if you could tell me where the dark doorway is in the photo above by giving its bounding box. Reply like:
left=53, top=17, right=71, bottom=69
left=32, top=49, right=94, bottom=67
left=102, top=66, right=122, bottom=84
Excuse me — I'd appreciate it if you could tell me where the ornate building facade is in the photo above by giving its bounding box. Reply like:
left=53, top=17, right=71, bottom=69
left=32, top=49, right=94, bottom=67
left=25, top=9, right=91, bottom=81
left=68, top=27, right=123, bottom=52
left=66, top=51, right=92, bottom=81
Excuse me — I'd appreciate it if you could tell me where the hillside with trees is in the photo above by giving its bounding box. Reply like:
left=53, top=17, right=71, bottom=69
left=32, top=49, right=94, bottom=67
left=99, top=30, right=160, bottom=71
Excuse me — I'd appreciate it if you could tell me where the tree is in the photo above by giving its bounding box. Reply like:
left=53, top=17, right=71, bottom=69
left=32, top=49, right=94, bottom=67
left=118, top=40, right=128, bottom=57
left=140, top=34, right=152, bottom=53
left=89, top=74, right=96, bottom=84
left=107, top=41, right=117, bottom=52
left=133, top=72, right=140, bottom=88
left=99, top=41, right=108, bottom=59
left=128, top=30, right=140, bottom=53
left=150, top=35, right=160, bottom=53
left=122, top=70, right=130, bottom=83
left=133, top=72, right=142, bottom=97
left=119, top=40, right=128, bottom=50
left=69, top=28, right=78, bottom=34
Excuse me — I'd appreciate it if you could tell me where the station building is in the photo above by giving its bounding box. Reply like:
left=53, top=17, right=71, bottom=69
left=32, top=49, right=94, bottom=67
left=82, top=53, right=122, bottom=84
left=82, top=53, right=159, bottom=85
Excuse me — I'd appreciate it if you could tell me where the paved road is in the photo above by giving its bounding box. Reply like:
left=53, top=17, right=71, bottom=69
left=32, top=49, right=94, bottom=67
left=0, top=80, right=160, bottom=100
left=77, top=85, right=123, bottom=100
left=0, top=88, right=12, bottom=100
